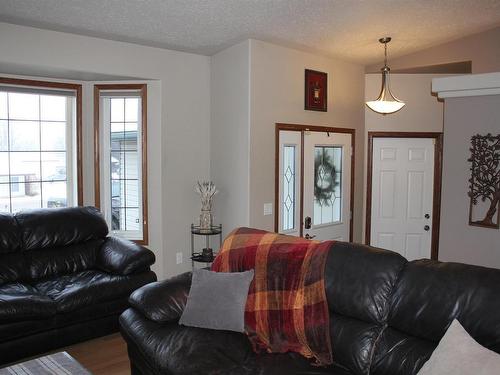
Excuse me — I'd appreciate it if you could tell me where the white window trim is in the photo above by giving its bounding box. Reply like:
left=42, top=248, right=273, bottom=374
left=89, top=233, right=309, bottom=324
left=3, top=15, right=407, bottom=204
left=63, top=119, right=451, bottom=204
left=98, top=89, right=145, bottom=242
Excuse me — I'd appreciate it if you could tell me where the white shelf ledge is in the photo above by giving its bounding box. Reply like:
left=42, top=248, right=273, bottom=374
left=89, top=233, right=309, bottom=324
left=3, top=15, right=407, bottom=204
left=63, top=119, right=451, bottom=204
left=432, top=72, right=500, bottom=98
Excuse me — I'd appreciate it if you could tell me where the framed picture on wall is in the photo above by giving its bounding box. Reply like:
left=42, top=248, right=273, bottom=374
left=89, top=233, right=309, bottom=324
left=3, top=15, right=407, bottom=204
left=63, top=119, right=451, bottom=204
left=468, top=133, right=500, bottom=229
left=304, top=69, right=327, bottom=112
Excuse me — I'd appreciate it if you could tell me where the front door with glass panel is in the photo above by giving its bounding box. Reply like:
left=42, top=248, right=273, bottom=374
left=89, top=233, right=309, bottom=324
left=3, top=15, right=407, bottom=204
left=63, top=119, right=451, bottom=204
left=277, top=128, right=352, bottom=241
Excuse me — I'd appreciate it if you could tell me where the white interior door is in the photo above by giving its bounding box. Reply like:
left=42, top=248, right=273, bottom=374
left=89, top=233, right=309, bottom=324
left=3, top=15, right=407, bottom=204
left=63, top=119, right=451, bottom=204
left=303, top=132, right=352, bottom=241
left=370, top=137, right=435, bottom=260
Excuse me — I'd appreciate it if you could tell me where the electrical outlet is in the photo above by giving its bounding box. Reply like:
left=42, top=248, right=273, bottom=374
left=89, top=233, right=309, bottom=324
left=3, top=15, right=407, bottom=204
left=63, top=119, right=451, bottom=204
left=264, top=203, right=273, bottom=216
left=176, top=252, right=183, bottom=265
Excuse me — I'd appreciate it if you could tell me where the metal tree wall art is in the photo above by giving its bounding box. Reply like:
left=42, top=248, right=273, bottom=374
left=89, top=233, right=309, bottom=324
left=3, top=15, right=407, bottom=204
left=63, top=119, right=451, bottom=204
left=468, top=133, right=500, bottom=228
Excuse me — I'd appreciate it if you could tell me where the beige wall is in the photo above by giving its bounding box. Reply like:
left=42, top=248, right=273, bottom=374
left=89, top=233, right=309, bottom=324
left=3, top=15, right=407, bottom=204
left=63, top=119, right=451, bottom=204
left=0, top=22, right=211, bottom=279
left=210, top=41, right=251, bottom=238
left=439, top=95, right=500, bottom=268
left=363, top=74, right=447, bottom=239
left=366, top=27, right=500, bottom=74
left=249, top=40, right=365, bottom=242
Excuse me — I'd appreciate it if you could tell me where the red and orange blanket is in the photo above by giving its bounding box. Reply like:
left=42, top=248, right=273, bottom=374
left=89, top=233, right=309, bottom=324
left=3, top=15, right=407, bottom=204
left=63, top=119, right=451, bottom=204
left=211, top=227, right=333, bottom=366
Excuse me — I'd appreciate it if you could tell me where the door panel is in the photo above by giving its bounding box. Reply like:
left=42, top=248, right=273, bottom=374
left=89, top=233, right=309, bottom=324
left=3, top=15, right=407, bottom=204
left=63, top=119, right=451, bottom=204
left=277, top=128, right=352, bottom=241
left=370, top=137, right=434, bottom=260
left=303, top=132, right=351, bottom=241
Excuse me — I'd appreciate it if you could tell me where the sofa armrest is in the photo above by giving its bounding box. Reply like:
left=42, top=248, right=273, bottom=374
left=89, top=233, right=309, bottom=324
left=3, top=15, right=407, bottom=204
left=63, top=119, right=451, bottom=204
left=97, top=236, right=155, bottom=276
left=129, top=271, right=192, bottom=322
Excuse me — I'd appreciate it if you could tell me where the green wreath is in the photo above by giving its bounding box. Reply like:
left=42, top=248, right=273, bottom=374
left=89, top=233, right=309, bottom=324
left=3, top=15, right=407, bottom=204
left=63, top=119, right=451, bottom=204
left=314, top=150, right=338, bottom=207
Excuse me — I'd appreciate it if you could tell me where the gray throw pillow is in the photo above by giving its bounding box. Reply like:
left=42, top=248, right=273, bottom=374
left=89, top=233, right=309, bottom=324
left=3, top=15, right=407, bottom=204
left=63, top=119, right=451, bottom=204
left=417, top=319, right=500, bottom=375
left=179, top=268, right=254, bottom=332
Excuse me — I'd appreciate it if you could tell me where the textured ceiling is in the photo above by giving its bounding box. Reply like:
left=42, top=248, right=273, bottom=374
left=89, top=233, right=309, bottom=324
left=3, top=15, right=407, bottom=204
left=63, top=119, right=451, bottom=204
left=0, top=0, right=499, bottom=65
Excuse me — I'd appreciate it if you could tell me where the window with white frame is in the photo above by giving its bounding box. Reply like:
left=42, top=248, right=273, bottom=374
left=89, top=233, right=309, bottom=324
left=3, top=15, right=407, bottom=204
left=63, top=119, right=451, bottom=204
left=0, top=81, right=80, bottom=213
left=96, top=85, right=147, bottom=244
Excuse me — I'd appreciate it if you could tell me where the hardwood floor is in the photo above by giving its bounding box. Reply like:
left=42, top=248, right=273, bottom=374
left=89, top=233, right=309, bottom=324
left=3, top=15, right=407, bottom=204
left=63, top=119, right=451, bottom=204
left=63, top=334, right=130, bottom=375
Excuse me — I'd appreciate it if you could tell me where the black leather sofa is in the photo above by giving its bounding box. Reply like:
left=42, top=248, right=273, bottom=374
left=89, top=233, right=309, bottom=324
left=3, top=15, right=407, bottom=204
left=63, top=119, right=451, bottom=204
left=120, top=241, right=500, bottom=375
left=0, top=206, right=156, bottom=365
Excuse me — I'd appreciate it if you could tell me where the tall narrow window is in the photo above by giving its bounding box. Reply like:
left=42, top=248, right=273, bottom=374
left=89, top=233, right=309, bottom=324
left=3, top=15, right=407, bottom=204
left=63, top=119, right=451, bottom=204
left=282, top=145, right=296, bottom=231
left=0, top=78, right=82, bottom=213
left=95, top=84, right=148, bottom=244
left=313, top=146, right=342, bottom=225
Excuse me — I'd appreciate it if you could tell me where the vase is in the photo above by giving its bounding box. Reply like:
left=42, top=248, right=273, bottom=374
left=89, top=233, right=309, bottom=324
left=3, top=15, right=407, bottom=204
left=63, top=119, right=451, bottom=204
left=199, top=210, right=212, bottom=231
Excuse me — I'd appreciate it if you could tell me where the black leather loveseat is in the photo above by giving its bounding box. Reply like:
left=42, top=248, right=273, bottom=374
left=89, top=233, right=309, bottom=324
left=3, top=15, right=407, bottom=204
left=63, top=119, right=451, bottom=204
left=0, top=206, right=156, bottom=365
left=120, top=240, right=500, bottom=375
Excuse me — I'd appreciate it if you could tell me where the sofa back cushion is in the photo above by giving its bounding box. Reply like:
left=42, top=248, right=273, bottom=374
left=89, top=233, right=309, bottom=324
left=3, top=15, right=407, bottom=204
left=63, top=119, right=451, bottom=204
left=324, top=242, right=407, bottom=375
left=29, top=239, right=105, bottom=280
left=15, top=206, right=108, bottom=251
left=371, top=259, right=500, bottom=375
left=0, top=213, right=21, bottom=254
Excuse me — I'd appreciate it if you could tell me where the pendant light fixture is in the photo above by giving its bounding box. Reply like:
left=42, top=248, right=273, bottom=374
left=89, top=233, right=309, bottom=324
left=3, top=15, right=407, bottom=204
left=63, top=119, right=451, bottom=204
left=366, top=37, right=405, bottom=114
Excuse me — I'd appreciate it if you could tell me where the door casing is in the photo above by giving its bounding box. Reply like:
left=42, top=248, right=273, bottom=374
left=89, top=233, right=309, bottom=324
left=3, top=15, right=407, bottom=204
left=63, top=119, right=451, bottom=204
left=275, top=123, right=355, bottom=241
left=365, top=132, right=443, bottom=260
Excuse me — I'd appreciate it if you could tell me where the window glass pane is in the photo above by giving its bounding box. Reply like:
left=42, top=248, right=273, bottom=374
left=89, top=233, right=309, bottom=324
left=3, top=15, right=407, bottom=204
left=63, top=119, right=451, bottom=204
left=103, top=92, right=143, bottom=239
left=0, top=89, right=75, bottom=213
left=42, top=181, right=67, bottom=208
left=0, top=120, right=8, bottom=151
left=41, top=122, right=66, bottom=151
left=8, top=93, right=39, bottom=120
left=11, top=182, right=41, bottom=212
left=125, top=151, right=138, bottom=179
left=313, top=146, right=342, bottom=225
left=125, top=179, right=139, bottom=207
left=10, top=152, right=41, bottom=181
left=0, top=153, right=9, bottom=178
left=41, top=152, right=66, bottom=181
left=0, top=191, right=9, bottom=212
left=40, top=95, right=66, bottom=121
left=111, top=98, right=124, bottom=122
left=111, top=152, right=125, bottom=179
left=282, top=145, right=295, bottom=231
left=110, top=122, right=124, bottom=135
left=0, top=93, right=7, bottom=119
left=9, top=121, right=40, bottom=151
left=125, top=98, right=139, bottom=122
left=125, top=208, right=140, bottom=231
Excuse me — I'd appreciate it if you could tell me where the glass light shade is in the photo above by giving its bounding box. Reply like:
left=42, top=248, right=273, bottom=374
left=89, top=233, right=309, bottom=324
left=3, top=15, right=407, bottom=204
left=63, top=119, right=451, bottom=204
left=366, top=67, right=405, bottom=114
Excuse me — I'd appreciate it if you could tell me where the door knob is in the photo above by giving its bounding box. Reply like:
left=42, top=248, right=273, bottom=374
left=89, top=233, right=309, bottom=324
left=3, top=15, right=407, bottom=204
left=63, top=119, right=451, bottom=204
left=424, top=225, right=430, bottom=231
left=424, top=214, right=430, bottom=219
left=305, top=233, right=316, bottom=240
left=304, top=216, right=312, bottom=229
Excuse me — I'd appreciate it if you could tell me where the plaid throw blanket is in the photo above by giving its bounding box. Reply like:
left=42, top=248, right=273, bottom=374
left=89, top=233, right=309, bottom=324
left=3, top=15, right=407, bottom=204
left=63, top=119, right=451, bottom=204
left=211, top=227, right=333, bottom=366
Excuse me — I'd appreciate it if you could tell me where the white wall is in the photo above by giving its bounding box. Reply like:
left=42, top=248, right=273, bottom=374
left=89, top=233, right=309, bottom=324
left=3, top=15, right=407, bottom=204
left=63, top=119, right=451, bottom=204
left=210, top=41, right=251, bottom=237
left=248, top=40, right=366, bottom=242
left=0, top=22, right=211, bottom=279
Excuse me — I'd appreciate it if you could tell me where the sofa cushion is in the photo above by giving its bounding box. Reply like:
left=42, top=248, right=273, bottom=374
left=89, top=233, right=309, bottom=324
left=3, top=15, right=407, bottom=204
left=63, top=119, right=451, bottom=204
left=372, top=259, right=500, bottom=375
left=324, top=242, right=407, bottom=375
left=0, top=252, right=29, bottom=285
left=0, top=213, right=21, bottom=254
left=34, top=270, right=156, bottom=313
left=120, top=308, right=254, bottom=375
left=15, top=207, right=108, bottom=251
left=0, top=283, right=56, bottom=322
left=29, top=239, right=103, bottom=280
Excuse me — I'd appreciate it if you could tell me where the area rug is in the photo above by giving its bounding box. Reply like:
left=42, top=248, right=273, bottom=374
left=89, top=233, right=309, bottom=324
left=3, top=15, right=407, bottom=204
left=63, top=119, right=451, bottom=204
left=0, top=352, right=91, bottom=375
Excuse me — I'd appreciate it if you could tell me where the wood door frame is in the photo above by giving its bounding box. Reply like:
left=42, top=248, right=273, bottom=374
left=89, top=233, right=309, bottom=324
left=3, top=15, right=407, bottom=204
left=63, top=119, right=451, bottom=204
left=275, top=123, right=355, bottom=241
left=365, top=131, right=443, bottom=260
